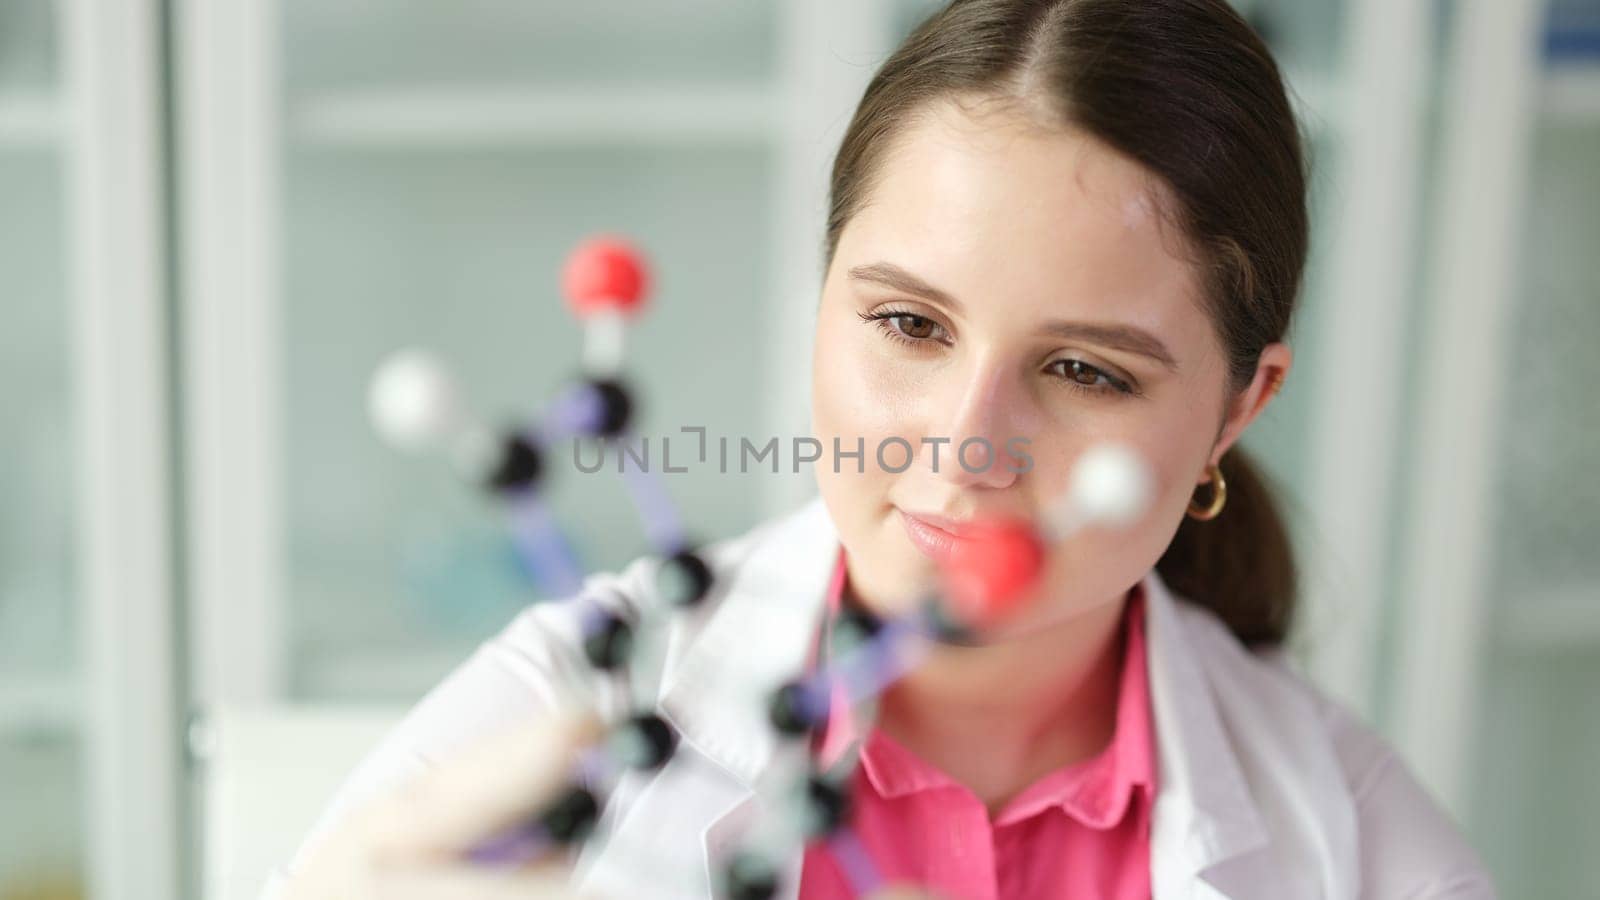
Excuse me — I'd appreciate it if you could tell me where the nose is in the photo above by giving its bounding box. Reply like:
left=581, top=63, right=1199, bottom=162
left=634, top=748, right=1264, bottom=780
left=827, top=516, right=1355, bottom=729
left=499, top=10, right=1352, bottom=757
left=927, top=358, right=1028, bottom=491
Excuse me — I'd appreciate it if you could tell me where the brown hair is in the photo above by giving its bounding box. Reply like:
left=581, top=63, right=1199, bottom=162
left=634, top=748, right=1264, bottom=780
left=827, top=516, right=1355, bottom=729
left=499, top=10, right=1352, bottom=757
left=823, top=0, right=1305, bottom=647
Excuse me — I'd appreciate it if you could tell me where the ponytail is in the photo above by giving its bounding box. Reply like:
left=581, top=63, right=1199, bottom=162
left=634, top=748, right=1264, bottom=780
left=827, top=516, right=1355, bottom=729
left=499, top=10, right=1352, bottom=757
left=1156, top=447, right=1296, bottom=648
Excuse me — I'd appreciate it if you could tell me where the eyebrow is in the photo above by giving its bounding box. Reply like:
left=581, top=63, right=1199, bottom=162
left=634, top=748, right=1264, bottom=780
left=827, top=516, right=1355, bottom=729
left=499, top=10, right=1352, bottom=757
left=848, top=261, right=1180, bottom=372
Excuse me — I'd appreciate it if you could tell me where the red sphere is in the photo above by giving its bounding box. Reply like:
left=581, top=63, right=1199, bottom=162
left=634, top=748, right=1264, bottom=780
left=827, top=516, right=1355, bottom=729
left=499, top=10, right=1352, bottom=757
left=562, top=236, right=650, bottom=317
left=938, top=518, right=1046, bottom=627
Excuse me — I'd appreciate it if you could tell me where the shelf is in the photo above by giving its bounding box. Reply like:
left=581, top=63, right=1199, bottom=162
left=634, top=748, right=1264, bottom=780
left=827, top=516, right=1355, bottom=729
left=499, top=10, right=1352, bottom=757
left=1541, top=62, right=1600, bottom=124
left=294, top=642, right=483, bottom=701
left=0, top=92, right=62, bottom=148
left=1499, top=582, right=1600, bottom=653
left=0, top=675, right=78, bottom=738
left=294, top=83, right=779, bottom=149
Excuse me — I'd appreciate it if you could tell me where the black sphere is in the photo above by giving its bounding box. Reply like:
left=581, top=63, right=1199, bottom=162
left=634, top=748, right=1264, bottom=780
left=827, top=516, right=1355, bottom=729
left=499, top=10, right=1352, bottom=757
left=582, top=611, right=634, bottom=671
left=658, top=548, right=714, bottom=608
left=922, top=595, right=977, bottom=645
left=586, top=377, right=633, bottom=438
left=836, top=602, right=884, bottom=646
left=485, top=433, right=543, bottom=494
left=802, top=775, right=850, bottom=838
left=539, top=784, right=600, bottom=845
left=613, top=712, right=677, bottom=771
left=767, top=680, right=817, bottom=737
left=721, top=849, right=779, bottom=900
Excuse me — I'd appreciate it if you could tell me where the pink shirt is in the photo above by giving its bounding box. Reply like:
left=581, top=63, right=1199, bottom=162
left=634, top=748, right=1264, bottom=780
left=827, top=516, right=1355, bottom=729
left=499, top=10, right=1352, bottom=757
left=797, top=546, right=1156, bottom=900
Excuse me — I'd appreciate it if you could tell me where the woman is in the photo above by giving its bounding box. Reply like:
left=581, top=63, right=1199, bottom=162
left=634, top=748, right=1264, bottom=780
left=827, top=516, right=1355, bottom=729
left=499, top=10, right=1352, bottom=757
left=271, top=1, right=1494, bottom=897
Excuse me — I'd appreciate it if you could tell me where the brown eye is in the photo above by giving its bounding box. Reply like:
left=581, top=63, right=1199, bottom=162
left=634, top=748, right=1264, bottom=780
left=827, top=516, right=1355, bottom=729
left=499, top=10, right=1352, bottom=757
left=1064, top=359, right=1102, bottom=386
left=855, top=308, right=949, bottom=347
left=891, top=314, right=938, bottom=340
left=1050, top=359, right=1136, bottom=397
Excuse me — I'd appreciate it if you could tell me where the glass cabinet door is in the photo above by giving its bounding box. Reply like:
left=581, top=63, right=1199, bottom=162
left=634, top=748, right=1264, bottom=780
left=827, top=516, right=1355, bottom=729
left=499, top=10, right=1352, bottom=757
left=0, top=2, right=84, bottom=896
left=179, top=1, right=813, bottom=705
left=4, top=1, right=177, bottom=896
left=281, top=2, right=794, bottom=701
left=1368, top=0, right=1600, bottom=895
left=1456, top=1, right=1600, bottom=894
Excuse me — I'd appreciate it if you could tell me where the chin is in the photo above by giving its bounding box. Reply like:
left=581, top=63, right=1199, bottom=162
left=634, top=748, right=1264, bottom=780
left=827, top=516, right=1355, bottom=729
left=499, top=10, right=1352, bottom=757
left=851, top=543, right=933, bottom=617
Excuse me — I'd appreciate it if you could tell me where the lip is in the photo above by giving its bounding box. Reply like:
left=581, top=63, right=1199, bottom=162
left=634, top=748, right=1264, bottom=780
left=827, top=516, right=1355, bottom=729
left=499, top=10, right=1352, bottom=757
left=897, top=508, right=975, bottom=563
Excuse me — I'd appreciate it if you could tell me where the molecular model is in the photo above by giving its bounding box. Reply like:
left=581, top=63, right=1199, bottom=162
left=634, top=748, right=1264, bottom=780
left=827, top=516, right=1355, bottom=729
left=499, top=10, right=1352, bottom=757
left=367, top=236, right=1155, bottom=899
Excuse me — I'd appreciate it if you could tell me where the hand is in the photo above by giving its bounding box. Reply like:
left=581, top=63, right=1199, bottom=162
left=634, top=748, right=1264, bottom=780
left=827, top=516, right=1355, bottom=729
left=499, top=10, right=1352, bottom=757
left=281, top=706, right=604, bottom=899
left=279, top=705, right=945, bottom=899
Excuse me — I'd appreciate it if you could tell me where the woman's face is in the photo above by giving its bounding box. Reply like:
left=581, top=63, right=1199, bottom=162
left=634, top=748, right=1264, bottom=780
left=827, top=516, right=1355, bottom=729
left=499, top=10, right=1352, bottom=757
left=811, top=96, right=1290, bottom=636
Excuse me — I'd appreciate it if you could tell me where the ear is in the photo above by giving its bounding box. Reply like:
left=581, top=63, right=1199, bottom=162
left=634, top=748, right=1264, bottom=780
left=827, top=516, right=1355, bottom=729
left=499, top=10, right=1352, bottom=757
left=1204, top=341, right=1292, bottom=477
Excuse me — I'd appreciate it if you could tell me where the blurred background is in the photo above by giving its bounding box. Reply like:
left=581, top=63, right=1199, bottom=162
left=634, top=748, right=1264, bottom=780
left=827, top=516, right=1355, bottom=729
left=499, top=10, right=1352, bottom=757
left=1, top=0, right=1596, bottom=897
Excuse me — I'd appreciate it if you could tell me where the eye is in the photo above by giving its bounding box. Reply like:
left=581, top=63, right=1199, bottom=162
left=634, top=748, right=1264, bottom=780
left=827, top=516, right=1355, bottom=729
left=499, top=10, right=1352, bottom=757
left=1049, top=359, right=1138, bottom=397
left=856, top=308, right=949, bottom=346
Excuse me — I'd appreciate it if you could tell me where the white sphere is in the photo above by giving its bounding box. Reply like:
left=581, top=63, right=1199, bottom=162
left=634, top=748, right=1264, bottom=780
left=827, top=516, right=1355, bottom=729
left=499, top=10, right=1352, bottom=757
left=368, top=350, right=460, bottom=451
left=1069, top=442, right=1153, bottom=527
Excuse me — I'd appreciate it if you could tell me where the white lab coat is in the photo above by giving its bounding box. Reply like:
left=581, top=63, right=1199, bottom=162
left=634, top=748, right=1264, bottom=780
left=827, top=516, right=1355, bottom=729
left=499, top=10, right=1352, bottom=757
left=266, top=496, right=1496, bottom=899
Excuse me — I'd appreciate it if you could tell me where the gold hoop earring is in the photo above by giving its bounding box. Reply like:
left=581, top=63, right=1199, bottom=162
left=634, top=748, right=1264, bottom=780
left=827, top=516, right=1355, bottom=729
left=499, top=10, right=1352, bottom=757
left=1187, top=462, right=1227, bottom=521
